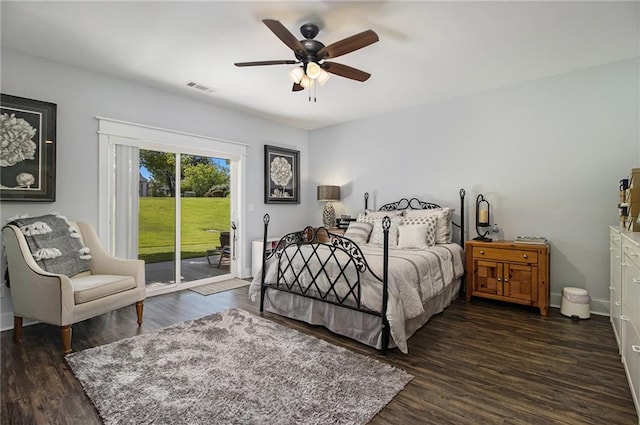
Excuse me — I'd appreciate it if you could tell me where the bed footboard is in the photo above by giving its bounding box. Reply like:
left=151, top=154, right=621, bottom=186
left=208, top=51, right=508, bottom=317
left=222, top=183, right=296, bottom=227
left=260, top=214, right=391, bottom=355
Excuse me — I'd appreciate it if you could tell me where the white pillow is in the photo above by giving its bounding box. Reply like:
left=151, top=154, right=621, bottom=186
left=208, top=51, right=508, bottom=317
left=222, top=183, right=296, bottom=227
left=404, top=207, right=454, bottom=244
left=343, top=221, right=373, bottom=244
left=368, top=217, right=402, bottom=246
left=397, top=224, right=430, bottom=249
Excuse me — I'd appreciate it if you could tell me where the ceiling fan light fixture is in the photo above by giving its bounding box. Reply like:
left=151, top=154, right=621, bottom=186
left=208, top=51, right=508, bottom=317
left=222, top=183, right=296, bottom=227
left=306, top=62, right=322, bottom=80
left=289, top=66, right=304, bottom=84
left=300, top=75, right=314, bottom=89
left=317, top=69, right=330, bottom=86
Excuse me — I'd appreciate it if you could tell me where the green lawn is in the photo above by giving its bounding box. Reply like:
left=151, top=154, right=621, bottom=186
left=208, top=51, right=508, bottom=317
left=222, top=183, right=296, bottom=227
left=138, top=197, right=230, bottom=263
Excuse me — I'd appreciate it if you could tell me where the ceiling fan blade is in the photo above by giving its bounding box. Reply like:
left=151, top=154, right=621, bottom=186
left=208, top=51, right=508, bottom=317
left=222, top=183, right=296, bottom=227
left=262, top=19, right=308, bottom=56
left=317, top=30, right=379, bottom=59
left=292, top=83, right=304, bottom=92
left=322, top=62, right=371, bottom=82
left=235, top=60, right=298, bottom=67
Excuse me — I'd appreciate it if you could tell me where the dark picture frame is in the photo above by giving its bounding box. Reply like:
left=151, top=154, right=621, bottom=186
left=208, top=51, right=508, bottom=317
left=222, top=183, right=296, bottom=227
left=264, top=145, right=300, bottom=204
left=1, top=94, right=57, bottom=202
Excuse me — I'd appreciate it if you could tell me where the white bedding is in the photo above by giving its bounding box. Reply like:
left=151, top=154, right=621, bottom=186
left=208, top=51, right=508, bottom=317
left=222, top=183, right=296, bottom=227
left=249, top=242, right=464, bottom=353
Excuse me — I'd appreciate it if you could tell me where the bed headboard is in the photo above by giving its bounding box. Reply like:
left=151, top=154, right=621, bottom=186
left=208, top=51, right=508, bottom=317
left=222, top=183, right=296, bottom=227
left=364, top=189, right=466, bottom=245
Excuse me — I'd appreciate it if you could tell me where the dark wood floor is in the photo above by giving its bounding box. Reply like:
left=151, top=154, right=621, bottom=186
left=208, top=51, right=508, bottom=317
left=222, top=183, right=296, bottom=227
left=1, top=287, right=636, bottom=425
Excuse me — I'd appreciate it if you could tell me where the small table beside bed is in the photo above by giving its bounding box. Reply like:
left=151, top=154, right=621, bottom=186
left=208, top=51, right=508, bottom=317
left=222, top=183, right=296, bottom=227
left=249, top=189, right=466, bottom=355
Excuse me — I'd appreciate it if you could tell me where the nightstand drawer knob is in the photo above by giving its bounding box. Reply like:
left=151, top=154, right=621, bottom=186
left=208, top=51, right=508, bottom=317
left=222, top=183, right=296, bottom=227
left=504, top=278, right=509, bottom=282
left=479, top=250, right=485, bottom=255
left=523, top=254, right=528, bottom=259
left=497, top=277, right=502, bottom=282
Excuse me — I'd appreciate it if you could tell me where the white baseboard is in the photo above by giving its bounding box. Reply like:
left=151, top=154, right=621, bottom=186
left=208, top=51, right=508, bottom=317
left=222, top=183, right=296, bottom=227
left=1, top=311, right=12, bottom=331
left=1, top=311, right=38, bottom=331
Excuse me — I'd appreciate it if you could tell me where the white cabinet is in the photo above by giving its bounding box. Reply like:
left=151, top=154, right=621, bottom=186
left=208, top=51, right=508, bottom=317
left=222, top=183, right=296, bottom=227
left=251, top=238, right=280, bottom=277
left=623, top=318, right=640, bottom=417
left=612, top=227, right=640, bottom=421
left=611, top=227, right=623, bottom=347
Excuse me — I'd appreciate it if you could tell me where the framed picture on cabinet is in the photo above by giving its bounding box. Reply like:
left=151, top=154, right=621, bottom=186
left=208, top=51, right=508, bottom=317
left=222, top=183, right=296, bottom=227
left=264, top=144, right=300, bottom=204
left=1, top=94, right=57, bottom=202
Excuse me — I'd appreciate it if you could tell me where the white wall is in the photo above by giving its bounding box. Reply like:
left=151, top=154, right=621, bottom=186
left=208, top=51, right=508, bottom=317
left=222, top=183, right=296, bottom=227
left=309, top=58, right=640, bottom=314
left=0, top=48, right=311, bottom=327
left=2, top=47, right=637, bottom=323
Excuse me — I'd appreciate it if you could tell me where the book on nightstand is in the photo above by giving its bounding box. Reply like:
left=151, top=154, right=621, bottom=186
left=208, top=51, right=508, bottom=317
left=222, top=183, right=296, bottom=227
left=515, top=235, right=548, bottom=245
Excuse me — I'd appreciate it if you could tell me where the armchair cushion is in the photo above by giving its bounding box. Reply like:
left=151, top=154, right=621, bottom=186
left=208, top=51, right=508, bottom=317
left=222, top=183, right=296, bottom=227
left=71, top=274, right=137, bottom=304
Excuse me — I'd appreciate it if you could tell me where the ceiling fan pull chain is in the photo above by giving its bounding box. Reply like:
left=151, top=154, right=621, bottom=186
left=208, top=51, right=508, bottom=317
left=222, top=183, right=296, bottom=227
left=314, top=82, right=317, bottom=103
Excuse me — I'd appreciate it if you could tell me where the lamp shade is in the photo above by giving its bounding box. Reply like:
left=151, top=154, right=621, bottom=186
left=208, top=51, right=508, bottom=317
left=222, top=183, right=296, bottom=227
left=317, top=185, right=340, bottom=201
left=289, top=66, right=304, bottom=84
left=300, top=75, right=313, bottom=88
left=317, top=69, right=330, bottom=86
left=306, top=62, right=322, bottom=79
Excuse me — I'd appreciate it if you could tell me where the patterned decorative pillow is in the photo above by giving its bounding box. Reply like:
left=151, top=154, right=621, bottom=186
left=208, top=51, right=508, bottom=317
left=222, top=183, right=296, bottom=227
left=344, top=222, right=373, bottom=244
left=356, top=213, right=374, bottom=224
left=368, top=217, right=402, bottom=246
left=364, top=209, right=403, bottom=218
left=404, top=207, right=454, bottom=244
left=358, top=210, right=402, bottom=224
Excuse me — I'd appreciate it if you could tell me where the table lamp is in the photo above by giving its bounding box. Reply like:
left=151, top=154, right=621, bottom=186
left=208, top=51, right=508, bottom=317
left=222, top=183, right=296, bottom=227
left=317, top=185, right=340, bottom=228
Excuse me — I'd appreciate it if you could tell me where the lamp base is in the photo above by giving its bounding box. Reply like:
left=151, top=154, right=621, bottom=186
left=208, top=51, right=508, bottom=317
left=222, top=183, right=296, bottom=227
left=322, top=202, right=335, bottom=228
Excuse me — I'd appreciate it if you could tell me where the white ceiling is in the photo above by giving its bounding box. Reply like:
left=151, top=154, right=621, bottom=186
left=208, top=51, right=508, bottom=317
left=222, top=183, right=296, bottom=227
left=2, top=1, right=638, bottom=130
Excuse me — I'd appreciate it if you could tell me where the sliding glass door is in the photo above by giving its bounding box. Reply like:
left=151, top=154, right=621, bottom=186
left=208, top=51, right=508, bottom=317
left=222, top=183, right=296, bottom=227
left=138, top=149, right=232, bottom=290
left=98, top=117, right=247, bottom=296
left=179, top=155, right=231, bottom=284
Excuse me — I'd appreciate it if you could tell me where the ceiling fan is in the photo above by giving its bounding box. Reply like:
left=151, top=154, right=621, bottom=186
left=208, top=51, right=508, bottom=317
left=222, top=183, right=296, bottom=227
left=235, top=19, right=379, bottom=93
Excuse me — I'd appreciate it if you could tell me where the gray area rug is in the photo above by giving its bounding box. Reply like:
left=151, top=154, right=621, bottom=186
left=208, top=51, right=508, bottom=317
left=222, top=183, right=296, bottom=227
left=189, top=278, right=249, bottom=295
left=65, top=309, right=413, bottom=425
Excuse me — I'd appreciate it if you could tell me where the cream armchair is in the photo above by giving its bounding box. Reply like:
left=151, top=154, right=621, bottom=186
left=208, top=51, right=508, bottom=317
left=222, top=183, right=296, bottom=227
left=3, top=221, right=145, bottom=354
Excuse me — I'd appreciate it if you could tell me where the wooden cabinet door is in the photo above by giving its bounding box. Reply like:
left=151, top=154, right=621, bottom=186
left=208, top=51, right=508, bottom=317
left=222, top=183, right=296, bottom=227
left=475, top=260, right=503, bottom=296
left=504, top=263, right=536, bottom=302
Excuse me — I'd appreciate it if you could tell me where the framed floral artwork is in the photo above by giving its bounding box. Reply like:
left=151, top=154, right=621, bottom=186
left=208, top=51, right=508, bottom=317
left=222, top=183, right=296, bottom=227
left=264, top=145, right=300, bottom=204
left=1, top=94, right=57, bottom=201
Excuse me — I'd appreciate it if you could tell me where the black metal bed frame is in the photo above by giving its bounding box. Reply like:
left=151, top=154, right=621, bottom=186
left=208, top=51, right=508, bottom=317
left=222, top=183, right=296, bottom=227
left=365, top=188, right=466, bottom=243
left=260, top=188, right=466, bottom=355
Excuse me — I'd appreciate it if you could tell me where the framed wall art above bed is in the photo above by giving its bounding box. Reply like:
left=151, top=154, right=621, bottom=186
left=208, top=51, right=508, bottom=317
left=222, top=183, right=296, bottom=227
left=264, top=144, right=299, bottom=204
left=0, top=94, right=57, bottom=202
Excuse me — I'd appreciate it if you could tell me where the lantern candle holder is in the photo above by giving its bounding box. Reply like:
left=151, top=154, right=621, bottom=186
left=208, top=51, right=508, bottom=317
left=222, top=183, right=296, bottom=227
left=474, top=194, right=492, bottom=241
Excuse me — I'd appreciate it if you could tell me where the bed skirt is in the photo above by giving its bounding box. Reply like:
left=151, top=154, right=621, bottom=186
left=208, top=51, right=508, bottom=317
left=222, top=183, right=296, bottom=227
left=261, top=278, right=461, bottom=352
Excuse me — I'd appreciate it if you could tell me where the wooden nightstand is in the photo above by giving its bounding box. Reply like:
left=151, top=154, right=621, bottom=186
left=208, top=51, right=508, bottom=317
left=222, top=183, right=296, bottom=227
left=465, top=240, right=550, bottom=316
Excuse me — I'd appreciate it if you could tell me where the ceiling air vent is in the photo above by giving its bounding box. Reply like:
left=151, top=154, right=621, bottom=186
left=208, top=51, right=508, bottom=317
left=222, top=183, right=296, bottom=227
left=185, top=81, right=216, bottom=93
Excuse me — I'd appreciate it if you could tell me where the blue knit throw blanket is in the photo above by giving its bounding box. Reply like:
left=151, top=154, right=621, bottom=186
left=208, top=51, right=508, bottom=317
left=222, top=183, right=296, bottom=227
left=9, top=214, right=91, bottom=276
